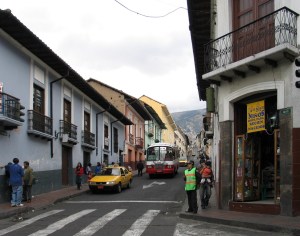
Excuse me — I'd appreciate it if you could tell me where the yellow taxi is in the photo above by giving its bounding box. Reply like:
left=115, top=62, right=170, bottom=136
left=179, top=156, right=188, bottom=167
left=88, top=165, right=133, bottom=193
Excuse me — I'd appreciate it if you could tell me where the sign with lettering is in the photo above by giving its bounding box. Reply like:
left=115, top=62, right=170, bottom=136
left=247, top=100, right=265, bottom=133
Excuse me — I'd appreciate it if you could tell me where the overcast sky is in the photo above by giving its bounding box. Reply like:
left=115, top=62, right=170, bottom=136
left=1, top=0, right=206, bottom=113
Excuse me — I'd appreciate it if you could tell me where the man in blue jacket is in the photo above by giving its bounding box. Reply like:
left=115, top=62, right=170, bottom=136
left=9, top=158, right=24, bottom=207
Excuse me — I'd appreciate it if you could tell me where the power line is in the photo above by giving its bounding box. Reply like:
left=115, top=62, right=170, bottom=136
left=114, top=0, right=186, bottom=18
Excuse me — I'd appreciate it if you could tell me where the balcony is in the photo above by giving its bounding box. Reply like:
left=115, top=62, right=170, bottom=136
left=135, top=137, right=144, bottom=149
left=57, top=120, right=78, bottom=145
left=203, top=7, right=298, bottom=82
left=0, top=92, right=24, bottom=129
left=27, top=110, right=53, bottom=140
left=81, top=130, right=96, bottom=150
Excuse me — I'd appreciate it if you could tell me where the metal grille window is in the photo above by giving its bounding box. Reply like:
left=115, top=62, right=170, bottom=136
left=113, top=127, right=118, bottom=153
left=33, top=84, right=44, bottom=114
left=104, top=124, right=109, bottom=150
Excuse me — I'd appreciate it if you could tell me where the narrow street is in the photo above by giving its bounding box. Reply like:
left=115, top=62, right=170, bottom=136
left=0, top=168, right=292, bottom=236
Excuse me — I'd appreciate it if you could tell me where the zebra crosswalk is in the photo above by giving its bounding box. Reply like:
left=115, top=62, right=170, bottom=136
left=0, top=209, right=161, bottom=236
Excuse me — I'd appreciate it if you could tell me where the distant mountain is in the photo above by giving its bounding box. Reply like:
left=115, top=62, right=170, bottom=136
left=171, top=109, right=206, bottom=142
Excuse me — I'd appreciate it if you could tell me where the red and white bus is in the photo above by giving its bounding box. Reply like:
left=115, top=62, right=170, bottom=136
left=146, top=142, right=180, bottom=178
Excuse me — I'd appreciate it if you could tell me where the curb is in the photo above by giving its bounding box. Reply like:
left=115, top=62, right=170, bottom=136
left=178, top=212, right=300, bottom=235
left=0, top=190, right=89, bottom=220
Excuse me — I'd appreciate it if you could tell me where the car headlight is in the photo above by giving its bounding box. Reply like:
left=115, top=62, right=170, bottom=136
left=106, top=181, right=116, bottom=185
left=89, top=182, right=96, bottom=185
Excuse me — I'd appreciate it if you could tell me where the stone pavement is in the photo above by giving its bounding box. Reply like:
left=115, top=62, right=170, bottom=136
left=179, top=188, right=300, bottom=235
left=0, top=175, right=300, bottom=235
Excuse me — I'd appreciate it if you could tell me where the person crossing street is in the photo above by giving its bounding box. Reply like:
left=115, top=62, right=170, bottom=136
left=137, top=160, right=144, bottom=176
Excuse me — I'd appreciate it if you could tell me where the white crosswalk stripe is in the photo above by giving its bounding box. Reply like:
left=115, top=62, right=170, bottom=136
left=122, top=210, right=160, bottom=236
left=74, top=209, right=127, bottom=236
left=0, top=209, right=162, bottom=236
left=0, top=210, right=63, bottom=236
left=28, top=209, right=96, bottom=236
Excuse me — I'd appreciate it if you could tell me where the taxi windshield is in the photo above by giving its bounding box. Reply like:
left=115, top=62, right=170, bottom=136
left=99, top=168, right=120, bottom=176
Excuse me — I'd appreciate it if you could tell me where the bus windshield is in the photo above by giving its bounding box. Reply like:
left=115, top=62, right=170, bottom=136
left=146, top=146, right=174, bottom=161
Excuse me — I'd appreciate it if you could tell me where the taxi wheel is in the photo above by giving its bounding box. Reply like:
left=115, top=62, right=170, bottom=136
left=116, top=183, right=122, bottom=193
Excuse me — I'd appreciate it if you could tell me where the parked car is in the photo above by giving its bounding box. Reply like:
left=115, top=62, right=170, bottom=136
left=179, top=156, right=188, bottom=167
left=88, top=166, right=133, bottom=193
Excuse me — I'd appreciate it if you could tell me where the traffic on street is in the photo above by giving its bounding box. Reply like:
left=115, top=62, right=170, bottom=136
left=0, top=167, right=292, bottom=236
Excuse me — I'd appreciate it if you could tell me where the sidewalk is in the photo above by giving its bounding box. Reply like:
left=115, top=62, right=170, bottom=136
left=0, top=169, right=140, bottom=220
left=0, top=176, right=300, bottom=235
left=179, top=188, right=300, bottom=235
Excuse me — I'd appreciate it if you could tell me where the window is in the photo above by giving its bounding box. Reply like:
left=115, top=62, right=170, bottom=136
left=33, top=84, right=45, bottom=114
left=63, top=99, right=71, bottom=123
left=104, top=124, right=109, bottom=150
left=233, top=0, right=274, bottom=60
left=113, top=127, right=118, bottom=153
left=84, top=112, right=90, bottom=131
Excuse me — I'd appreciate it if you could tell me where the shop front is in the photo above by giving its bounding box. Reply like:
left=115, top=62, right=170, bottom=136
left=229, top=93, right=281, bottom=214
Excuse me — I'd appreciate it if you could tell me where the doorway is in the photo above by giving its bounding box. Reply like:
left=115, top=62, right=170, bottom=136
left=234, top=94, right=280, bottom=203
left=62, top=146, right=72, bottom=185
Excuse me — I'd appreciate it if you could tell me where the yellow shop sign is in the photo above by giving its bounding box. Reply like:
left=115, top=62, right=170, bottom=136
left=247, top=100, right=265, bottom=133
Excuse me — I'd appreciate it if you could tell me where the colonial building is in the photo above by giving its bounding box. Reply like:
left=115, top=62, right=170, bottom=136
left=0, top=9, right=131, bottom=203
left=87, top=79, right=151, bottom=170
left=141, top=101, right=166, bottom=148
left=174, top=126, right=188, bottom=158
left=188, top=0, right=300, bottom=216
left=139, top=95, right=177, bottom=144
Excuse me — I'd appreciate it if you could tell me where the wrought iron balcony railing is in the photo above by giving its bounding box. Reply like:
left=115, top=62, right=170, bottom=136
left=204, top=7, right=298, bottom=74
left=135, top=137, right=144, bottom=149
left=0, top=92, right=24, bottom=124
left=81, top=130, right=95, bottom=148
left=59, top=120, right=77, bottom=141
left=28, top=110, right=52, bottom=136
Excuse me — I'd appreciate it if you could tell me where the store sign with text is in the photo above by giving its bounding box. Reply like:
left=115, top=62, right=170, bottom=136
left=247, top=100, right=265, bottom=133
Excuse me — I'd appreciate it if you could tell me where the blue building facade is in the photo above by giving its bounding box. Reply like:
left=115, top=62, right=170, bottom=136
left=0, top=9, right=131, bottom=203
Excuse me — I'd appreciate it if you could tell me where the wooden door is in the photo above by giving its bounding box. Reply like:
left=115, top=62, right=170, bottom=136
left=62, top=146, right=72, bottom=185
left=233, top=0, right=274, bottom=61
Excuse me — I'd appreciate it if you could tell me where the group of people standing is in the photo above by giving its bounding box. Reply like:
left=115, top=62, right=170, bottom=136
left=75, top=161, right=104, bottom=190
left=183, top=158, right=214, bottom=214
left=4, top=158, right=34, bottom=207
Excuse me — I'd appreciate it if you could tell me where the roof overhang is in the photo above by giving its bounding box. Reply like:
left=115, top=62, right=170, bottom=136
left=187, top=0, right=211, bottom=101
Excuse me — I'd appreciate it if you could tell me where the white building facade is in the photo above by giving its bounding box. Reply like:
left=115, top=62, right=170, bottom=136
left=188, top=0, right=300, bottom=216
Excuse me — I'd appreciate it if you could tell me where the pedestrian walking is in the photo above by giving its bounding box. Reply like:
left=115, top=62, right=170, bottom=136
left=9, top=158, right=24, bottom=207
left=137, top=160, right=144, bottom=176
left=75, top=162, right=84, bottom=190
left=184, top=160, right=199, bottom=214
left=23, top=161, right=34, bottom=203
left=86, top=163, right=93, bottom=181
left=199, top=161, right=214, bottom=209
